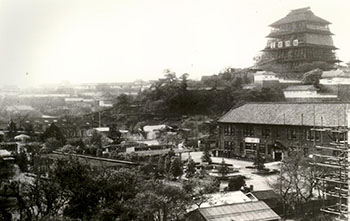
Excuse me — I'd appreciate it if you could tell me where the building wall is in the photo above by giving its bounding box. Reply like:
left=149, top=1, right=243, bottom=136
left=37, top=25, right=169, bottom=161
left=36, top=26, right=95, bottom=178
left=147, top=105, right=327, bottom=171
left=284, top=90, right=317, bottom=98
left=217, top=123, right=339, bottom=160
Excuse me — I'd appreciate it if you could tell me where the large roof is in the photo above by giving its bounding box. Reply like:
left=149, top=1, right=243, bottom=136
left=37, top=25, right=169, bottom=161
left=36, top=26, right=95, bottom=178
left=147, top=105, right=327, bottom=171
left=218, top=103, right=349, bottom=127
left=196, top=201, right=280, bottom=221
left=270, top=7, right=331, bottom=27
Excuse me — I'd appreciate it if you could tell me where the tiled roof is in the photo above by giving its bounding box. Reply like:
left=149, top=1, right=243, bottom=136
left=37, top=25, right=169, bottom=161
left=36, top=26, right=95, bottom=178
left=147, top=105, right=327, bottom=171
left=270, top=7, right=330, bottom=27
left=250, top=190, right=280, bottom=200
left=218, top=102, right=349, bottom=127
left=197, top=201, right=280, bottom=221
left=283, top=85, right=317, bottom=91
left=322, top=69, right=350, bottom=78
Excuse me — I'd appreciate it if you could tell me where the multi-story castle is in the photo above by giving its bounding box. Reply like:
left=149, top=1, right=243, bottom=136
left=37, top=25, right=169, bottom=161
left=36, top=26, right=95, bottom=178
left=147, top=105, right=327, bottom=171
left=256, top=7, right=339, bottom=72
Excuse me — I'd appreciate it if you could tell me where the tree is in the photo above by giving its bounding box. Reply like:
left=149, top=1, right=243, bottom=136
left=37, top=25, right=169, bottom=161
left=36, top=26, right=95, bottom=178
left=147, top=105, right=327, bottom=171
left=183, top=177, right=220, bottom=208
left=228, top=176, right=246, bottom=191
left=7, top=119, right=17, bottom=140
left=164, top=155, right=171, bottom=174
left=254, top=151, right=266, bottom=171
left=201, top=147, right=212, bottom=164
left=15, top=151, right=29, bottom=172
left=170, top=157, right=183, bottom=179
left=44, top=137, right=61, bottom=152
left=185, top=158, right=196, bottom=178
left=218, top=159, right=229, bottom=177
left=90, top=130, right=102, bottom=148
left=269, top=149, right=322, bottom=217
left=302, top=68, right=323, bottom=87
left=156, top=156, right=165, bottom=177
left=42, top=123, right=66, bottom=145
left=133, top=181, right=190, bottom=220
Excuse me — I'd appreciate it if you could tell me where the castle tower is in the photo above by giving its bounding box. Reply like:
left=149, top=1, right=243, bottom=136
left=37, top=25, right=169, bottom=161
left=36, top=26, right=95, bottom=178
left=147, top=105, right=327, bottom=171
left=256, top=7, right=340, bottom=72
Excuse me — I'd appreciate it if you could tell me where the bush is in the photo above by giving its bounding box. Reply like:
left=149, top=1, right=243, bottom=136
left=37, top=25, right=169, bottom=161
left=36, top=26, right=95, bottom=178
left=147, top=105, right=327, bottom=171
left=227, top=175, right=246, bottom=191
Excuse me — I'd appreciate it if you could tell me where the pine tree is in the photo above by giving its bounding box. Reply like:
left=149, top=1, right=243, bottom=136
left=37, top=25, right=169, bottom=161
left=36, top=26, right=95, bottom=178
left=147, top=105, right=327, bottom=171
left=185, top=158, right=196, bottom=178
left=218, top=159, right=229, bottom=177
left=170, top=157, right=183, bottom=179
left=254, top=151, right=266, bottom=171
left=164, top=155, right=171, bottom=174
left=201, top=147, right=212, bottom=164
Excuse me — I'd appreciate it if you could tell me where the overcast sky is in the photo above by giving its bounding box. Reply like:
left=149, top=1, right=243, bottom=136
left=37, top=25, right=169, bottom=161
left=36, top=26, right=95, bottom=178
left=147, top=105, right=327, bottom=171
left=0, top=0, right=349, bottom=87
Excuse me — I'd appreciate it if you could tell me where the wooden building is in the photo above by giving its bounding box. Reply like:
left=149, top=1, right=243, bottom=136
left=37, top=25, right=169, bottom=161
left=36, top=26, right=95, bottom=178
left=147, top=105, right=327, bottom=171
left=217, top=102, right=348, bottom=161
left=257, top=7, right=339, bottom=72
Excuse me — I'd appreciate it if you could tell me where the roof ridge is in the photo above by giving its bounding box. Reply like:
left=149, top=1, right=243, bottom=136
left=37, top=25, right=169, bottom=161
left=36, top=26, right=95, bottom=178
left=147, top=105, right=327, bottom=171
left=198, top=200, right=264, bottom=210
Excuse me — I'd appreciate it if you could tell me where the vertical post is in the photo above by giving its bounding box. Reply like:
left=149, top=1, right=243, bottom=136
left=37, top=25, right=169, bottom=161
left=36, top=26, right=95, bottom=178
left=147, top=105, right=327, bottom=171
left=346, top=104, right=350, bottom=219
left=313, top=105, right=316, bottom=147
left=99, top=111, right=101, bottom=127
left=321, top=117, right=323, bottom=145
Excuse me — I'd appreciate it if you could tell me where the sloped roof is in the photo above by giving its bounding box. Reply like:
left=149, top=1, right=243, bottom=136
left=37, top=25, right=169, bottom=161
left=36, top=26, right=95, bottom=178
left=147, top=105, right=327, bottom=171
left=218, top=103, right=349, bottom=127
left=270, top=7, right=331, bottom=27
left=250, top=190, right=280, bottom=201
left=283, top=85, right=317, bottom=91
left=322, top=69, right=350, bottom=78
left=197, top=201, right=280, bottom=221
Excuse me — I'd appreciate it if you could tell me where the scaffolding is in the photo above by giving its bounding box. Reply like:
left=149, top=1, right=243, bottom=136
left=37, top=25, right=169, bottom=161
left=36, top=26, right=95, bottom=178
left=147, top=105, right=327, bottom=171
left=310, top=126, right=349, bottom=220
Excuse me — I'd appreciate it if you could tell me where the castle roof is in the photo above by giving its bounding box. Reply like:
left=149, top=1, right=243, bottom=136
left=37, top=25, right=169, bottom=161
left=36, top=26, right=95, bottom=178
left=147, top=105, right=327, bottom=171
left=270, top=7, right=331, bottom=27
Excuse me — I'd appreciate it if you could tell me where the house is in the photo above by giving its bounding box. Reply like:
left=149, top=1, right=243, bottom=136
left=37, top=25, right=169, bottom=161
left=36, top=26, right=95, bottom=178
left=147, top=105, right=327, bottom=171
left=320, top=69, right=350, bottom=101
left=320, top=69, right=350, bottom=85
left=217, top=102, right=349, bottom=161
left=253, top=71, right=280, bottom=88
left=283, top=85, right=337, bottom=101
left=186, top=201, right=281, bottom=221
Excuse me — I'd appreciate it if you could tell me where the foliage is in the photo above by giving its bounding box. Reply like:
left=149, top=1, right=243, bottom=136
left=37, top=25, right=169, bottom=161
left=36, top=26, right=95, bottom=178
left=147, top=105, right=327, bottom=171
left=44, top=138, right=62, bottom=152
left=7, top=120, right=17, bottom=140
left=269, top=149, right=324, bottom=217
left=227, top=176, right=246, bottom=191
left=90, top=129, right=102, bottom=148
left=201, top=147, right=212, bottom=164
left=170, top=157, right=183, bottom=179
left=185, top=158, right=196, bottom=178
left=253, top=151, right=266, bottom=171
left=15, top=151, right=29, bottom=172
left=302, top=69, right=323, bottom=87
left=42, top=123, right=66, bottom=145
left=183, top=177, right=220, bottom=208
left=218, top=159, right=229, bottom=177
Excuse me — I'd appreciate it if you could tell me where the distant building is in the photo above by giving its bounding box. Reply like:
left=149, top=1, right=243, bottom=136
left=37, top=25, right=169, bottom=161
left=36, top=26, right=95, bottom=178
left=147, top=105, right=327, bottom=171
left=252, top=71, right=302, bottom=89
left=217, top=102, right=348, bottom=161
left=186, top=201, right=281, bottom=221
left=283, top=85, right=337, bottom=101
left=256, top=7, right=339, bottom=72
left=320, top=69, right=350, bottom=101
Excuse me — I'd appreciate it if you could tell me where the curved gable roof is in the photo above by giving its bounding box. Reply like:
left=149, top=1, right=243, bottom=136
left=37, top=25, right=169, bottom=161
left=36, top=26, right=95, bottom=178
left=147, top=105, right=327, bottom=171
left=270, top=7, right=331, bottom=27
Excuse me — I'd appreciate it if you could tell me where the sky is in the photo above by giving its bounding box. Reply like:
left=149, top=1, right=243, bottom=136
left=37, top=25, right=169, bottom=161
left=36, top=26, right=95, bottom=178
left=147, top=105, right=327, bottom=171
left=0, top=0, right=349, bottom=87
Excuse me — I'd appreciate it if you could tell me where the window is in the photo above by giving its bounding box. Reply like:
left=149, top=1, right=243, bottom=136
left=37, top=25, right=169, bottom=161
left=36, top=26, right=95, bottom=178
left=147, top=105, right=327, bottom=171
left=259, top=144, right=266, bottom=154
left=224, top=125, right=229, bottom=135
left=262, top=128, right=271, bottom=138
left=224, top=141, right=234, bottom=150
left=275, top=129, right=281, bottom=138
left=224, top=125, right=235, bottom=136
left=332, top=132, right=345, bottom=142
left=245, top=143, right=257, bottom=152
left=306, top=129, right=321, bottom=141
left=287, top=128, right=297, bottom=140
left=243, top=127, right=254, bottom=137
left=230, top=125, right=235, bottom=136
